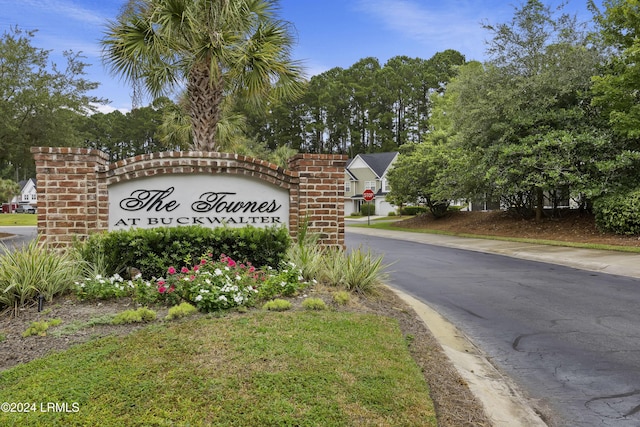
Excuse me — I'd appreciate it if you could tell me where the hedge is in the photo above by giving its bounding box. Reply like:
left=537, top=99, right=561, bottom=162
left=593, top=189, right=640, bottom=235
left=76, top=225, right=291, bottom=278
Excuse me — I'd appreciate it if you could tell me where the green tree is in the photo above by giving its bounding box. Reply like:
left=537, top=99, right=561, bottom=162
left=102, top=0, right=304, bottom=152
left=0, top=27, right=103, bottom=179
left=80, top=98, right=172, bottom=162
left=0, top=179, right=19, bottom=206
left=589, top=0, right=640, bottom=190
left=448, top=0, right=603, bottom=219
left=386, top=144, right=450, bottom=218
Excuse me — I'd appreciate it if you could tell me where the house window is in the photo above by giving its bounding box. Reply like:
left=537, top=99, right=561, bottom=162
left=365, top=181, right=376, bottom=191
left=345, top=181, right=351, bottom=192
left=31, top=194, right=37, bottom=200
left=382, top=179, right=391, bottom=192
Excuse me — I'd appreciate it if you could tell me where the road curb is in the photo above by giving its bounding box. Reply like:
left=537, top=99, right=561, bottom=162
left=390, top=288, right=548, bottom=426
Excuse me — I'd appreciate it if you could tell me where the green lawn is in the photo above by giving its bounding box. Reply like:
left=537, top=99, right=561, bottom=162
left=0, top=311, right=436, bottom=426
left=0, top=214, right=37, bottom=226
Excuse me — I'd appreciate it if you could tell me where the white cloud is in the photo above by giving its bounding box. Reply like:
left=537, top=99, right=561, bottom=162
left=9, top=0, right=107, bottom=26
left=355, top=0, right=511, bottom=61
left=91, top=102, right=130, bottom=115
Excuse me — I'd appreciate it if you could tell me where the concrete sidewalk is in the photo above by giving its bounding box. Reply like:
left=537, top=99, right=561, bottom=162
left=347, top=226, right=640, bottom=427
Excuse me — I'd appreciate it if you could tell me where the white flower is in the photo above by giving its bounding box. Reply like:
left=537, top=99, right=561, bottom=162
left=214, top=268, right=222, bottom=276
left=95, top=274, right=102, bottom=280
left=280, top=281, right=287, bottom=287
left=134, top=273, right=142, bottom=279
left=218, top=295, right=227, bottom=301
left=235, top=275, right=241, bottom=281
left=195, top=295, right=203, bottom=302
left=205, top=279, right=212, bottom=285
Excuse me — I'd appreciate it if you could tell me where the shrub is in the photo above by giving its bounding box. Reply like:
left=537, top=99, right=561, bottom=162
left=111, top=308, right=157, bottom=325
left=332, top=291, right=350, bottom=305
left=22, top=319, right=62, bottom=338
left=74, top=274, right=157, bottom=304
left=318, top=248, right=347, bottom=288
left=287, top=243, right=323, bottom=282
left=262, top=299, right=292, bottom=311
left=157, top=254, right=308, bottom=312
left=0, top=240, right=82, bottom=312
left=593, top=189, right=640, bottom=235
left=255, top=261, right=309, bottom=301
left=360, top=203, right=375, bottom=216
left=76, top=225, right=291, bottom=278
left=301, top=297, right=326, bottom=310
left=388, top=211, right=397, bottom=217
left=166, top=302, right=198, bottom=320
left=0, top=333, right=5, bottom=342
left=342, top=248, right=389, bottom=295
left=400, top=206, right=428, bottom=215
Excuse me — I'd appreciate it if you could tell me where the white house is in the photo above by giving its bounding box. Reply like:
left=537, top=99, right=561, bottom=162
left=344, top=152, right=399, bottom=216
left=11, top=178, right=37, bottom=205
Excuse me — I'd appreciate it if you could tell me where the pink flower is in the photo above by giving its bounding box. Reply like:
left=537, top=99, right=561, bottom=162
left=181, top=266, right=189, bottom=274
left=167, top=267, right=176, bottom=275
left=157, top=280, right=166, bottom=286
left=190, top=275, right=195, bottom=281
left=168, top=285, right=175, bottom=293
left=249, top=266, right=255, bottom=273
left=158, top=286, right=167, bottom=294
left=239, top=263, right=246, bottom=269
left=193, top=265, right=200, bottom=272
left=227, top=259, right=236, bottom=268
left=200, top=259, right=207, bottom=265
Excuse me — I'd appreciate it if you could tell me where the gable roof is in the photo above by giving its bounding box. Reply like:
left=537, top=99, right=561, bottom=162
left=18, top=178, right=36, bottom=191
left=347, top=152, right=398, bottom=179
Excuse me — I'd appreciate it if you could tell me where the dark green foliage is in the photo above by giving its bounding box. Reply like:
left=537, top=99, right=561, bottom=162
left=400, top=206, right=428, bottom=216
left=78, top=226, right=291, bottom=278
left=593, top=188, right=640, bottom=235
left=360, top=203, right=376, bottom=216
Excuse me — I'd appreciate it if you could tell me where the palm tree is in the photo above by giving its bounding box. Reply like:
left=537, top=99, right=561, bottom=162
left=101, top=0, right=304, bottom=151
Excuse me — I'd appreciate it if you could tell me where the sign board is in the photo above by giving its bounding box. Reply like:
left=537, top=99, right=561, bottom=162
left=363, top=189, right=375, bottom=201
left=108, top=174, right=289, bottom=231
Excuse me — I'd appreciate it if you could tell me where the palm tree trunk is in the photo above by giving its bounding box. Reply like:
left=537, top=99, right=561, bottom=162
left=188, top=62, right=223, bottom=151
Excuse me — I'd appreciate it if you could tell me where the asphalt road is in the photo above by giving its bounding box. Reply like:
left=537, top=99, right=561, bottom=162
left=346, top=232, right=640, bottom=427
left=0, top=226, right=37, bottom=254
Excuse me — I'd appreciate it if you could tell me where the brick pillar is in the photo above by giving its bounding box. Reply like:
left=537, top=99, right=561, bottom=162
left=288, top=154, right=348, bottom=248
left=31, top=147, right=109, bottom=246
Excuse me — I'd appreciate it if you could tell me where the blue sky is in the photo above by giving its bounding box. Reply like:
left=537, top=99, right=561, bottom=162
left=0, top=0, right=602, bottom=114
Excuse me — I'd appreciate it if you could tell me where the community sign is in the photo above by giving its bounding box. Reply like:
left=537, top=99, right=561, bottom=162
left=108, top=174, right=289, bottom=231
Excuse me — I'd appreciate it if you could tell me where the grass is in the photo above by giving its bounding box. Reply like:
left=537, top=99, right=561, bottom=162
left=0, top=214, right=37, bottom=226
left=354, top=220, right=640, bottom=254
left=0, top=312, right=436, bottom=426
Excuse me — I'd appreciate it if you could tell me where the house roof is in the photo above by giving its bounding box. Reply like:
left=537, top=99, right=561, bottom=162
left=18, top=178, right=36, bottom=191
left=347, top=152, right=398, bottom=179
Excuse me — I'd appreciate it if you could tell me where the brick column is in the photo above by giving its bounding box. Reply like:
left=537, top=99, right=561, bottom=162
left=289, top=154, right=348, bottom=247
left=31, top=147, right=109, bottom=246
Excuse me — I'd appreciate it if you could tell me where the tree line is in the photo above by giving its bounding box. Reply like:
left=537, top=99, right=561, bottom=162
left=385, top=0, right=640, bottom=234
left=2, top=0, right=640, bottom=233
